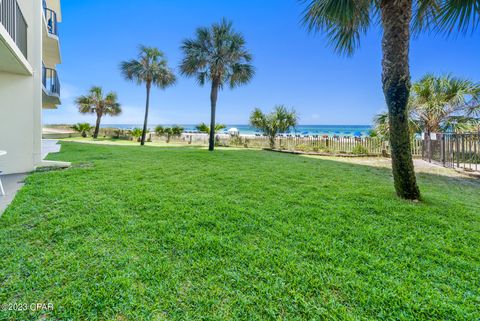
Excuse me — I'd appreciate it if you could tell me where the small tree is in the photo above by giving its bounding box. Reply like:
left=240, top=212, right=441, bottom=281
left=75, top=86, right=121, bottom=139
left=196, top=123, right=226, bottom=135
left=129, top=128, right=143, bottom=142
left=250, top=105, right=298, bottom=149
left=155, top=125, right=184, bottom=143
left=374, top=74, right=480, bottom=138
left=71, top=123, right=93, bottom=138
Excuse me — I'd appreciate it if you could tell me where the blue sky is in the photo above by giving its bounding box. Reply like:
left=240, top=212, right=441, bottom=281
left=43, top=0, right=480, bottom=125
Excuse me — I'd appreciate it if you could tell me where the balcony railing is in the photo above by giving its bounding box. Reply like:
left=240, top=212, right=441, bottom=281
left=0, top=0, right=28, bottom=58
left=43, top=0, right=58, bottom=36
left=42, top=64, right=60, bottom=96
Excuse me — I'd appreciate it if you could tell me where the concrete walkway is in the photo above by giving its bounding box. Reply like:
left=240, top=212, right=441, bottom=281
left=1, top=140, right=62, bottom=214
left=42, top=139, right=62, bottom=159
left=0, top=173, right=27, bottom=213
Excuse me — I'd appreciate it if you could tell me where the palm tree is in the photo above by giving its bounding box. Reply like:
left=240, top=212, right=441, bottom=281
left=75, top=87, right=121, bottom=139
left=250, top=105, right=298, bottom=149
left=180, top=19, right=255, bottom=151
left=129, top=128, right=144, bottom=142
left=196, top=123, right=226, bottom=135
left=121, top=46, right=176, bottom=146
left=374, top=74, right=480, bottom=138
left=412, top=74, right=480, bottom=133
left=71, top=123, right=93, bottom=138
left=301, top=1, right=480, bottom=200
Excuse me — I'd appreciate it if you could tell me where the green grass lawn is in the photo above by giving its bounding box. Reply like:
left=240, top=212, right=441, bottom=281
left=60, top=136, right=208, bottom=148
left=1, top=142, right=479, bottom=320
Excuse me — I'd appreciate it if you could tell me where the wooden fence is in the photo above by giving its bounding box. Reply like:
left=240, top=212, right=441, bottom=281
left=155, top=134, right=423, bottom=157
left=423, top=132, right=480, bottom=172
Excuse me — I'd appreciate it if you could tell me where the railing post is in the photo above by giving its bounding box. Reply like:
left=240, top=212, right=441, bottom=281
left=12, top=0, right=16, bottom=42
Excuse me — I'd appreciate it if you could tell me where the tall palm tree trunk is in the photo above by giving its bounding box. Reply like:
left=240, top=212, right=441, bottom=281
left=209, top=79, right=219, bottom=151
left=93, top=113, right=102, bottom=139
left=381, top=0, right=420, bottom=200
left=141, top=82, right=152, bottom=146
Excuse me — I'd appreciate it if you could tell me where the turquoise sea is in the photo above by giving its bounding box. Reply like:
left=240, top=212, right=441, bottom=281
left=102, top=124, right=373, bottom=137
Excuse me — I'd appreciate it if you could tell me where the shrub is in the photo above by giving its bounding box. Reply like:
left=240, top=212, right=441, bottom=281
left=71, top=123, right=93, bottom=138
left=229, top=135, right=244, bottom=146
left=352, top=144, right=369, bottom=155
left=129, top=128, right=143, bottom=142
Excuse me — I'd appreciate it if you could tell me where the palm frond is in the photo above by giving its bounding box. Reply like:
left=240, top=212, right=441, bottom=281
left=435, top=0, right=480, bottom=34
left=229, top=64, right=255, bottom=88
left=412, top=0, right=441, bottom=34
left=301, top=0, right=373, bottom=56
left=121, top=46, right=176, bottom=89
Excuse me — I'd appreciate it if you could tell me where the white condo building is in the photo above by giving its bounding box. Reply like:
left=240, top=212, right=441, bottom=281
left=0, top=0, right=62, bottom=174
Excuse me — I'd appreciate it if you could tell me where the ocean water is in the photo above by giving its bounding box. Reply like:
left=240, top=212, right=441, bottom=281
left=102, top=124, right=373, bottom=137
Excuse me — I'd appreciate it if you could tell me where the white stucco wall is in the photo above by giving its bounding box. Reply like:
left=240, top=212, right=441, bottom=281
left=0, top=0, right=44, bottom=174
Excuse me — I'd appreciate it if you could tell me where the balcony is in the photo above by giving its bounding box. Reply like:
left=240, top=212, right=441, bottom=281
left=42, top=0, right=61, bottom=67
left=0, top=0, right=27, bottom=57
left=42, top=64, right=61, bottom=108
left=43, top=0, right=58, bottom=37
left=0, top=0, right=30, bottom=74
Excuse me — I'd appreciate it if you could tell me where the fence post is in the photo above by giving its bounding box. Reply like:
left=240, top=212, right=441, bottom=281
left=427, top=132, right=432, bottom=163
left=454, top=134, right=460, bottom=168
left=441, top=134, right=445, bottom=166
left=475, top=133, right=478, bottom=172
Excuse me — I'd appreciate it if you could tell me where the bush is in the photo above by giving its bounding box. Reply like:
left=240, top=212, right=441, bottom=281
left=71, top=123, right=93, bottom=138
left=229, top=136, right=244, bottom=146
left=295, top=144, right=311, bottom=152
left=352, top=144, right=369, bottom=155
